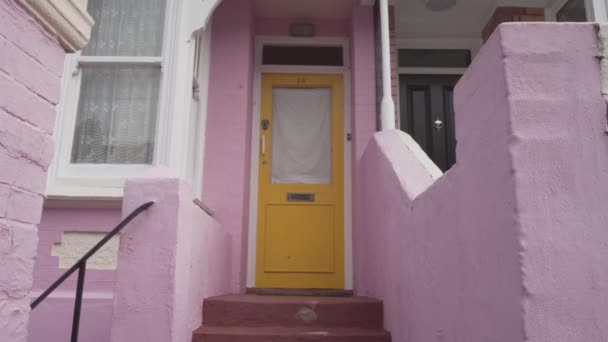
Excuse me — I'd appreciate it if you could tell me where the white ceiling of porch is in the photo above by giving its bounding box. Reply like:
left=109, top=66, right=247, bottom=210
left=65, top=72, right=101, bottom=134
left=395, top=0, right=556, bottom=38
left=254, top=0, right=355, bottom=19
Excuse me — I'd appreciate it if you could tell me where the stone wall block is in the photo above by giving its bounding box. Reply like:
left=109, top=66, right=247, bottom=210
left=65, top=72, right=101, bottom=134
left=0, top=73, right=58, bottom=134
left=6, top=190, right=44, bottom=225
left=0, top=109, right=55, bottom=171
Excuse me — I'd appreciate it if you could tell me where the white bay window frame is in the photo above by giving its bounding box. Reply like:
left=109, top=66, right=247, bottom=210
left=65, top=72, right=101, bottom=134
left=48, top=0, right=210, bottom=200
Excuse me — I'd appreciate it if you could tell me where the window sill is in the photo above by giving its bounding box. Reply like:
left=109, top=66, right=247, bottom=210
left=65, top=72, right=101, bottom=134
left=44, top=185, right=123, bottom=209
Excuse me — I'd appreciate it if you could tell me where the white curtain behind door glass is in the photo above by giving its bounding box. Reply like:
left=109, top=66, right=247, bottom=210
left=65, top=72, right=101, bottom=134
left=71, top=66, right=161, bottom=164
left=271, top=88, right=332, bottom=184
left=83, top=0, right=167, bottom=56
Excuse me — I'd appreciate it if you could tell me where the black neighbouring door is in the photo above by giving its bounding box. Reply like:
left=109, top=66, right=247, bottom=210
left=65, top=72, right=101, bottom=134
left=399, top=75, right=459, bottom=172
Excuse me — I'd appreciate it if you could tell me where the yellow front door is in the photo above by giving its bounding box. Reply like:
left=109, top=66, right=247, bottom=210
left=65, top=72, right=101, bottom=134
left=256, top=74, right=344, bottom=289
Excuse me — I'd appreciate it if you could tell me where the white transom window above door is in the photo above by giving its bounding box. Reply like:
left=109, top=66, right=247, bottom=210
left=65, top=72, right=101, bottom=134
left=48, top=0, right=212, bottom=200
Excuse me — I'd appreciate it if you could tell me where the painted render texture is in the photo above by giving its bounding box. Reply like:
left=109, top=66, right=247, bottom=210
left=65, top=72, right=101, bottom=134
left=110, top=168, right=231, bottom=342
left=203, top=0, right=255, bottom=293
left=0, top=0, right=65, bottom=341
left=28, top=209, right=121, bottom=342
left=354, top=23, right=608, bottom=342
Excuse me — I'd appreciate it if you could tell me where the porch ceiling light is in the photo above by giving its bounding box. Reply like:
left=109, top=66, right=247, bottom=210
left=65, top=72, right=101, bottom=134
left=422, top=0, right=456, bottom=11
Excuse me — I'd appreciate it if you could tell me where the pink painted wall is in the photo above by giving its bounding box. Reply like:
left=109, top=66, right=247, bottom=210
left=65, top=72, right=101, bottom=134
left=110, top=168, right=231, bottom=342
left=28, top=208, right=121, bottom=342
left=503, top=23, right=608, bottom=342
left=350, top=8, right=378, bottom=282
left=350, top=6, right=377, bottom=165
left=354, top=23, right=608, bottom=342
left=0, top=1, right=65, bottom=341
left=255, top=18, right=350, bottom=37
left=203, top=0, right=255, bottom=293
left=203, top=1, right=377, bottom=291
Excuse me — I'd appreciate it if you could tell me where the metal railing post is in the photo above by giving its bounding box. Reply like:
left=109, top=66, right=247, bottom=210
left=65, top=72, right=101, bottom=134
left=70, top=261, right=86, bottom=342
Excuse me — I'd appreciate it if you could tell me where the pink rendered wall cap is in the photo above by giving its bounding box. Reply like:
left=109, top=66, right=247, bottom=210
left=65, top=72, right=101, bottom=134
left=110, top=168, right=231, bottom=342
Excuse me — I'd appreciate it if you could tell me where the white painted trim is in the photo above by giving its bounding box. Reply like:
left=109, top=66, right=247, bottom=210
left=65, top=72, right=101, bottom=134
left=596, top=24, right=608, bottom=133
left=259, top=65, right=349, bottom=74
left=255, top=35, right=352, bottom=51
left=360, top=0, right=395, bottom=5
left=190, top=27, right=213, bottom=198
left=188, top=0, right=222, bottom=36
left=397, top=132, right=443, bottom=180
left=380, top=0, right=396, bottom=131
left=77, top=56, right=164, bottom=65
left=246, top=36, right=354, bottom=290
left=15, top=0, right=93, bottom=52
left=48, top=0, right=179, bottom=196
left=46, top=185, right=122, bottom=199
left=48, top=0, right=210, bottom=199
left=590, top=0, right=608, bottom=22
left=343, top=71, right=353, bottom=291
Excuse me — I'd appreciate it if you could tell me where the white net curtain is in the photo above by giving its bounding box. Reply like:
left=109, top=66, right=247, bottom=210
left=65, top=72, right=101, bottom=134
left=271, top=88, right=332, bottom=184
left=71, top=0, right=166, bottom=164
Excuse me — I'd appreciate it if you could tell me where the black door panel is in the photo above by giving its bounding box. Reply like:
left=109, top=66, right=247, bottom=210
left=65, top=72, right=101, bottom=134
left=399, top=75, right=459, bottom=172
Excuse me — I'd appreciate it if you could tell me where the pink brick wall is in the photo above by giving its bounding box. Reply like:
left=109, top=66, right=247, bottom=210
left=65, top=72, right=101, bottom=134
left=0, top=0, right=65, bottom=341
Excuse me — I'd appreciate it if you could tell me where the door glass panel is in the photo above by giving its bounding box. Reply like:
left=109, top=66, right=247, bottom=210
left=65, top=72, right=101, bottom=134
left=263, top=46, right=344, bottom=66
left=557, top=0, right=587, bottom=22
left=400, top=75, right=460, bottom=172
left=408, top=87, right=431, bottom=153
left=398, top=49, right=471, bottom=68
left=443, top=87, right=456, bottom=169
left=271, top=88, right=332, bottom=184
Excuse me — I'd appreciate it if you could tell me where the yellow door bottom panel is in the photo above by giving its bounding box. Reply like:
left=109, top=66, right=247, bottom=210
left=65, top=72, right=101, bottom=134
left=264, top=205, right=335, bottom=273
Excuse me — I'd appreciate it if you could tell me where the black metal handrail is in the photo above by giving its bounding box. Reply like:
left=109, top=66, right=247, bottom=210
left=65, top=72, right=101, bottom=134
left=30, top=201, right=154, bottom=342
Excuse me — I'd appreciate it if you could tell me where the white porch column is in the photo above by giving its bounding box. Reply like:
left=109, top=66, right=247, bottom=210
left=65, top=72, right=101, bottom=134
left=188, top=0, right=224, bottom=36
left=379, top=0, right=396, bottom=130
left=589, top=0, right=608, bottom=22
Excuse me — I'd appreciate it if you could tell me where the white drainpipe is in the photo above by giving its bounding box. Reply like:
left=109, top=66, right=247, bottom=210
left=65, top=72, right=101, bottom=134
left=379, top=0, right=396, bottom=131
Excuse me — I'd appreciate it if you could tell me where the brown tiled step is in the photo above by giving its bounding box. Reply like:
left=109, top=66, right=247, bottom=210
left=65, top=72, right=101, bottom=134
left=192, top=326, right=391, bottom=342
left=202, top=295, right=384, bottom=329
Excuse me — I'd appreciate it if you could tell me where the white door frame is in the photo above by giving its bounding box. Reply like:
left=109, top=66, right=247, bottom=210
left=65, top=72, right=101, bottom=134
left=246, top=36, right=353, bottom=290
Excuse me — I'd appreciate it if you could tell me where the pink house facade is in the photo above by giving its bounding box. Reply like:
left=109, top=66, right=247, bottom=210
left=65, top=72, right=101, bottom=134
left=2, top=0, right=608, bottom=341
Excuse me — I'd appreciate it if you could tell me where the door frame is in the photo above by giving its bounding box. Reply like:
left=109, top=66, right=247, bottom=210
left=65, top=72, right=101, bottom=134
left=246, top=36, right=353, bottom=290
